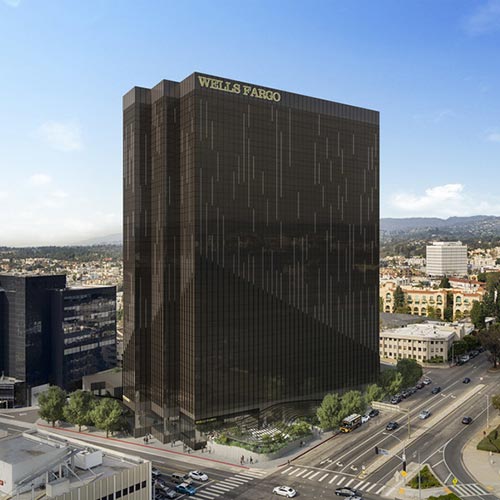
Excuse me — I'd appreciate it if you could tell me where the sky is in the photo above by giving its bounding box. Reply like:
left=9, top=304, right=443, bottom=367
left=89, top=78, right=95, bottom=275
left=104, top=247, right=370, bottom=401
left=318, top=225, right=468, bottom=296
left=1, top=0, right=500, bottom=246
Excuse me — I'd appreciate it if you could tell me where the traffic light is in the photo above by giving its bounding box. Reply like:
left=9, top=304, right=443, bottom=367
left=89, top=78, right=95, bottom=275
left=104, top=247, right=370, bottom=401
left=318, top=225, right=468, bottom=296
left=374, top=446, right=379, bottom=455
left=402, top=460, right=406, bottom=472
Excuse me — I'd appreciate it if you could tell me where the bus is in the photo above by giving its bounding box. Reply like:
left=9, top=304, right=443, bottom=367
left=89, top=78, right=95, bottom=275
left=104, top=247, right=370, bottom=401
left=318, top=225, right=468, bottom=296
left=339, top=413, right=362, bottom=433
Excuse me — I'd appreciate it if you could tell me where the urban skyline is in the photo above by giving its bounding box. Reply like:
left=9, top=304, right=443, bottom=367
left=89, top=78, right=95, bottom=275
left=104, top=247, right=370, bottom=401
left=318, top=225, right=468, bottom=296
left=1, top=0, right=500, bottom=245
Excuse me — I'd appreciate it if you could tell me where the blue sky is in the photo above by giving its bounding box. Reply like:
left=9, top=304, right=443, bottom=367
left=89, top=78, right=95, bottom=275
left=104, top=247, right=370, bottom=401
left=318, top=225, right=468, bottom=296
left=1, top=0, right=500, bottom=245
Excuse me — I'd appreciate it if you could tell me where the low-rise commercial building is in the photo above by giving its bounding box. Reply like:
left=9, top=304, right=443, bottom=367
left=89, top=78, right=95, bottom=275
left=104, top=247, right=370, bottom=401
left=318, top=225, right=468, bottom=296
left=379, top=321, right=470, bottom=363
left=0, top=430, right=151, bottom=499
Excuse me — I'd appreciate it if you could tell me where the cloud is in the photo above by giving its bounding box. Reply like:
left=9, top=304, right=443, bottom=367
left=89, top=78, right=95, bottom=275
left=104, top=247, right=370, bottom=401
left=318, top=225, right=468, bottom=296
left=29, top=173, right=52, bottom=186
left=390, top=183, right=500, bottom=218
left=2, top=0, right=21, bottom=6
left=463, top=0, right=500, bottom=35
left=486, top=132, right=500, bottom=143
left=38, top=120, right=83, bottom=152
left=432, top=109, right=456, bottom=123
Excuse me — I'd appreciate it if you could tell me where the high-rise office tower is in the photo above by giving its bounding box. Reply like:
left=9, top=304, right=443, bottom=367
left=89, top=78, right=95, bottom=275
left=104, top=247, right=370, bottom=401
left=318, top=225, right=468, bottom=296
left=123, top=73, right=380, bottom=447
left=426, top=241, right=468, bottom=277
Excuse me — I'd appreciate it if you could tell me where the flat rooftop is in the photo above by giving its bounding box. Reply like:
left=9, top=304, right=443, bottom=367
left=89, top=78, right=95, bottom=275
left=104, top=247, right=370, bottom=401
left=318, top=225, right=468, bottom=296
left=380, top=323, right=457, bottom=341
left=0, top=434, right=64, bottom=465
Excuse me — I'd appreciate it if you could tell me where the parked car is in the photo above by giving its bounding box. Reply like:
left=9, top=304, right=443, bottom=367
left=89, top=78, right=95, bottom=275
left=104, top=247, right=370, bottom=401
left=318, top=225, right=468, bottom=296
left=431, top=386, right=441, bottom=394
left=390, top=395, right=402, bottom=404
left=152, top=467, right=161, bottom=479
left=175, top=483, right=196, bottom=496
left=419, top=410, right=431, bottom=420
left=423, top=378, right=432, bottom=385
left=335, top=487, right=359, bottom=497
left=462, top=416, right=473, bottom=425
left=401, top=389, right=411, bottom=399
left=273, top=486, right=297, bottom=498
left=470, top=350, right=479, bottom=358
left=188, top=470, right=208, bottom=482
left=368, top=409, right=380, bottom=418
left=463, top=377, right=471, bottom=384
left=361, top=414, right=370, bottom=424
left=416, top=381, right=425, bottom=389
left=459, top=354, right=470, bottom=363
left=386, top=421, right=399, bottom=431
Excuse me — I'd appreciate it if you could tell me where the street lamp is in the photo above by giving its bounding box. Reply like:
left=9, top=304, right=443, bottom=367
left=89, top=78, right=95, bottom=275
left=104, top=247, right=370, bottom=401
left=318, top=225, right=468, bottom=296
left=413, top=450, right=422, bottom=500
left=382, top=432, right=407, bottom=474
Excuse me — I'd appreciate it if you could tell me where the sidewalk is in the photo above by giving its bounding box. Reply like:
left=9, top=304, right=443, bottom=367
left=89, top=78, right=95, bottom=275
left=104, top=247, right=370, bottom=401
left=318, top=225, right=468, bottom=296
left=34, top=420, right=336, bottom=473
left=462, top=415, right=500, bottom=495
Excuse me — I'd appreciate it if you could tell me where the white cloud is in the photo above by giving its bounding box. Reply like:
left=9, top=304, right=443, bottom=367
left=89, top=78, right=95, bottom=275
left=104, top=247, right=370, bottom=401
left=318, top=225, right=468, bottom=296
left=486, top=132, right=500, bottom=143
left=38, top=120, right=83, bottom=152
left=29, top=173, right=52, bottom=186
left=463, top=0, right=500, bottom=35
left=390, top=183, right=500, bottom=218
left=2, top=0, right=22, bottom=7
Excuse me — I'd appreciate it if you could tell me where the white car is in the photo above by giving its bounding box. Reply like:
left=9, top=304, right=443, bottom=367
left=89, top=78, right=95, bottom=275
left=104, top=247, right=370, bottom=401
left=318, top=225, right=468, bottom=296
left=273, top=486, right=297, bottom=498
left=188, top=470, right=208, bottom=482
left=419, top=410, right=431, bottom=420
left=361, top=414, right=370, bottom=423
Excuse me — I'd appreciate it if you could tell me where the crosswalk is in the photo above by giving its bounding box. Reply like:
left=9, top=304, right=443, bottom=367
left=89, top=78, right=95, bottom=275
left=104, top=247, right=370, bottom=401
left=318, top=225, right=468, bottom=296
left=280, top=466, right=386, bottom=496
left=450, top=483, right=489, bottom=497
left=195, top=469, right=267, bottom=499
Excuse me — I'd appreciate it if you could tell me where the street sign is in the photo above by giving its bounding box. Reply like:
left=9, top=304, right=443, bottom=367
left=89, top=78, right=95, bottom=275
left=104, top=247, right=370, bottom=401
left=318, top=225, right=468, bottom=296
left=400, top=470, right=407, bottom=477
left=378, top=448, right=390, bottom=456
left=452, top=478, right=458, bottom=485
left=371, top=401, right=409, bottom=413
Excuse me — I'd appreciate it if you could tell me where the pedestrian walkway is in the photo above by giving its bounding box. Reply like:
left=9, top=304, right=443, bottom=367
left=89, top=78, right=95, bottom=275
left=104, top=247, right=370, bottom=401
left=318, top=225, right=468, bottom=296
left=279, top=466, right=388, bottom=496
left=196, top=469, right=267, bottom=499
left=449, top=483, right=490, bottom=497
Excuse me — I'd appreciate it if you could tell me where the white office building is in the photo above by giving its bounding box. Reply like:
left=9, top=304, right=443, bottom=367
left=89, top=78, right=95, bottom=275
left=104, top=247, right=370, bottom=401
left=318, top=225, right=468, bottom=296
left=426, top=241, right=467, bottom=277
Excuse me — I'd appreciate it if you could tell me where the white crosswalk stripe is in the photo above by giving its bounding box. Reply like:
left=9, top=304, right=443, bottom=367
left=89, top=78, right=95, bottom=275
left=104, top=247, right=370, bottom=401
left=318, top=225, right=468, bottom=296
left=223, top=479, right=244, bottom=487
left=337, top=477, right=346, bottom=485
left=196, top=493, right=219, bottom=500
left=281, top=467, right=294, bottom=475
left=318, top=473, right=329, bottom=482
left=366, top=483, right=376, bottom=492
left=355, top=480, right=366, bottom=489
left=295, top=469, right=306, bottom=477
left=229, top=476, right=249, bottom=483
left=452, top=484, right=489, bottom=497
left=345, top=478, right=355, bottom=487
left=208, top=484, right=233, bottom=492
left=241, top=470, right=265, bottom=478
left=308, top=471, right=321, bottom=480
left=302, top=470, right=313, bottom=479
left=329, top=475, right=339, bottom=484
left=375, top=485, right=385, bottom=495
left=288, top=468, right=300, bottom=476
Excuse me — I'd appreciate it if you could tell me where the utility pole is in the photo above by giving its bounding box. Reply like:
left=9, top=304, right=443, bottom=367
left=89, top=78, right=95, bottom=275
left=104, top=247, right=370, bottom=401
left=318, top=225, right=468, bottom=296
left=487, top=394, right=490, bottom=429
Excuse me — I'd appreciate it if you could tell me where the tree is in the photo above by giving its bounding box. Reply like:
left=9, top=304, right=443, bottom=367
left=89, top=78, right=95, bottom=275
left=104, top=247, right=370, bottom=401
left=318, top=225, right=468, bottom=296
left=38, top=386, right=67, bottom=427
left=393, top=286, right=406, bottom=313
left=317, top=393, right=342, bottom=430
left=365, top=384, right=385, bottom=406
left=444, top=292, right=454, bottom=322
left=91, top=398, right=123, bottom=437
left=479, top=324, right=500, bottom=368
left=470, top=301, right=486, bottom=330
left=463, top=334, right=480, bottom=351
left=450, top=340, right=468, bottom=358
left=396, top=358, right=423, bottom=387
left=439, top=276, right=451, bottom=289
left=339, top=390, right=365, bottom=420
left=388, top=372, right=404, bottom=395
left=492, top=395, right=500, bottom=413
left=379, top=296, right=384, bottom=313
left=427, top=306, right=440, bottom=320
left=64, top=390, right=95, bottom=432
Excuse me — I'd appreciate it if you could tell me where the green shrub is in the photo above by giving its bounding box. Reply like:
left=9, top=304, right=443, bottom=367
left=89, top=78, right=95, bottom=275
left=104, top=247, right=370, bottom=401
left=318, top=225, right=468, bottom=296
left=477, top=425, right=500, bottom=452
left=427, top=494, right=460, bottom=500
left=407, top=465, right=441, bottom=488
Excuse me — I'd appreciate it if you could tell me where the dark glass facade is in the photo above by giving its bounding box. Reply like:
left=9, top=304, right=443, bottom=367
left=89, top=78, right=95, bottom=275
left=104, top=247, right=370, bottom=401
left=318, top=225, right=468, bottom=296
left=0, top=275, right=117, bottom=401
left=123, top=73, right=380, bottom=446
left=50, top=286, right=117, bottom=392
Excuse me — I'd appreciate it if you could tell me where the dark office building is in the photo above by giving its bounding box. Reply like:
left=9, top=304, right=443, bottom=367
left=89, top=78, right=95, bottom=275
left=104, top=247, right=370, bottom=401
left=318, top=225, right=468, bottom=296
left=0, top=275, right=117, bottom=401
left=0, top=287, right=5, bottom=375
left=50, top=286, right=117, bottom=392
left=123, top=73, right=380, bottom=447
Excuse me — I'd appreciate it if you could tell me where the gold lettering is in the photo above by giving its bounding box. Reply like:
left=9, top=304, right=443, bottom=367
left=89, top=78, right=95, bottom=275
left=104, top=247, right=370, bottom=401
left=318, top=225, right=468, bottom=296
left=210, top=79, right=223, bottom=89
left=250, top=87, right=259, bottom=98
left=198, top=76, right=281, bottom=103
left=243, top=85, right=251, bottom=96
left=273, top=92, right=281, bottom=102
left=198, top=76, right=212, bottom=88
left=233, top=83, right=241, bottom=94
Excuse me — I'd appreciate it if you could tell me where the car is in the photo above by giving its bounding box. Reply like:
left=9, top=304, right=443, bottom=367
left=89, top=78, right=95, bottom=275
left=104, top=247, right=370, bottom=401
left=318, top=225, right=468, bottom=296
left=459, top=354, right=470, bottom=363
left=175, top=483, right=196, bottom=496
left=409, top=387, right=417, bottom=394
left=152, top=467, right=161, bottom=479
left=361, top=414, right=370, bottom=424
left=416, top=381, right=425, bottom=389
left=456, top=359, right=465, bottom=366
left=273, top=486, right=297, bottom=498
left=470, top=350, right=479, bottom=358
left=335, top=487, right=359, bottom=496
left=422, top=378, right=432, bottom=385
left=401, top=389, right=411, bottom=399
left=431, top=386, right=441, bottom=394
left=368, top=409, right=379, bottom=418
left=390, top=395, right=402, bottom=404
left=463, top=377, right=471, bottom=384
left=188, top=470, right=208, bottom=482
left=462, top=416, right=473, bottom=425
left=386, top=421, right=399, bottom=431
left=419, top=410, right=431, bottom=420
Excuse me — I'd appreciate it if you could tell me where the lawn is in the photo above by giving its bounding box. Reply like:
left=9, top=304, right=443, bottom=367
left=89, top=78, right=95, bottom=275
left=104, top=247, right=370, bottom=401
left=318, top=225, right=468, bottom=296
left=477, top=425, right=500, bottom=453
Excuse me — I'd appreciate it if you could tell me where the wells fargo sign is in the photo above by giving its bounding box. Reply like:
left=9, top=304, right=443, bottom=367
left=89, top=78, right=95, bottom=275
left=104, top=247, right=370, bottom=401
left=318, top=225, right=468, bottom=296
left=197, top=75, right=281, bottom=102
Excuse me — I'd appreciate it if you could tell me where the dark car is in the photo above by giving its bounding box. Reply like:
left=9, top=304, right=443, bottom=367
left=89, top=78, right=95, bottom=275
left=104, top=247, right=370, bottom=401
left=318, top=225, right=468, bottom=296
left=463, top=377, right=471, bottom=384
left=368, top=409, right=380, bottom=418
left=462, top=416, right=473, bottom=425
left=470, top=350, right=479, bottom=358
left=386, top=421, right=399, bottom=431
left=431, top=386, right=441, bottom=394
left=416, top=382, right=424, bottom=390
left=401, top=390, right=411, bottom=399
left=390, top=395, right=402, bottom=404
left=335, top=487, right=358, bottom=497
left=175, top=483, right=196, bottom=496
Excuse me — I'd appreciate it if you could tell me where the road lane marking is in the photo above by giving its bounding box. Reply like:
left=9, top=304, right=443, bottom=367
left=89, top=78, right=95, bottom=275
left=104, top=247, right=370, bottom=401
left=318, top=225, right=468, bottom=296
left=375, top=485, right=385, bottom=494
left=223, top=480, right=243, bottom=486
left=366, top=483, right=376, bottom=492
left=288, top=468, right=300, bottom=476
left=345, top=478, right=355, bottom=486
left=355, top=480, right=366, bottom=489
left=337, top=477, right=346, bottom=485
left=196, top=493, right=218, bottom=499
left=228, top=477, right=248, bottom=483
left=329, top=475, right=338, bottom=484
left=208, top=484, right=232, bottom=492
left=318, top=473, right=329, bottom=482
left=308, top=471, right=320, bottom=480
left=281, top=467, right=293, bottom=475
left=295, top=469, right=306, bottom=477
left=302, top=471, right=313, bottom=478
